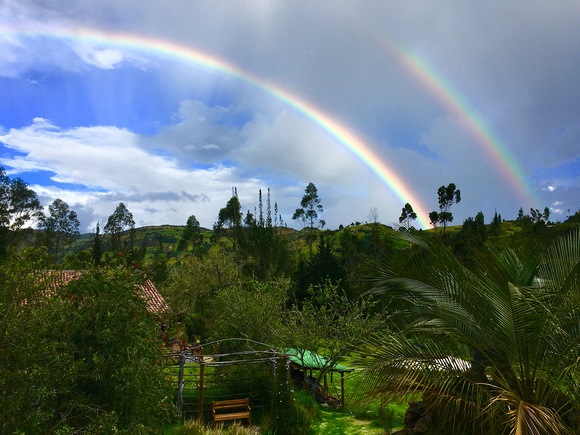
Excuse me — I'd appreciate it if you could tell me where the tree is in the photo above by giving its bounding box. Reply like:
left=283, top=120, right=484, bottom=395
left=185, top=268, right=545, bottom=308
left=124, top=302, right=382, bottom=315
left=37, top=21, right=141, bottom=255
left=368, top=207, right=379, bottom=224
left=147, top=239, right=169, bottom=285
left=432, top=183, right=461, bottom=234
left=177, top=214, right=204, bottom=255
left=399, top=203, right=418, bottom=231
left=530, top=208, right=542, bottom=224
left=0, top=254, right=168, bottom=433
left=165, top=247, right=244, bottom=333
left=453, top=211, right=487, bottom=266
left=38, top=198, right=80, bottom=262
left=216, top=188, right=242, bottom=250
left=292, top=182, right=325, bottom=257
left=91, top=222, right=103, bottom=266
left=357, top=229, right=580, bottom=434
left=293, top=234, right=348, bottom=304
left=530, top=207, right=551, bottom=225
left=104, top=202, right=135, bottom=253
left=239, top=189, right=293, bottom=280
left=273, top=201, right=285, bottom=227
left=0, top=167, right=41, bottom=254
left=489, top=210, right=502, bottom=236
left=428, top=210, right=440, bottom=229
left=208, top=278, right=290, bottom=344
left=282, top=282, right=383, bottom=398
left=542, top=206, right=551, bottom=222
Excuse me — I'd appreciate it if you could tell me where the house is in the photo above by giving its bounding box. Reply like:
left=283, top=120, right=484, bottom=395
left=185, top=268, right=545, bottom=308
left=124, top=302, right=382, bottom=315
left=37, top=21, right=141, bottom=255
left=40, top=270, right=169, bottom=315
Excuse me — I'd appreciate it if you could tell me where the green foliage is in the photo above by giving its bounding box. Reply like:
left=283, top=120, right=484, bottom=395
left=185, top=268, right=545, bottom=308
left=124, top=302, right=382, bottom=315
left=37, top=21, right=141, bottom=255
left=293, top=235, right=348, bottom=304
left=267, top=357, right=295, bottom=434
left=150, top=239, right=170, bottom=284
left=0, top=167, right=42, bottom=255
left=91, top=221, right=103, bottom=266
left=565, top=209, right=580, bottom=223
left=38, top=198, right=81, bottom=262
left=398, top=203, right=418, bottom=230
left=104, top=202, right=136, bottom=255
left=172, top=420, right=256, bottom=435
left=164, top=247, right=243, bottom=322
left=238, top=189, right=294, bottom=280
left=358, top=229, right=580, bottom=434
left=216, top=189, right=243, bottom=250
left=208, top=278, right=289, bottom=344
left=178, top=215, right=205, bottom=254
left=293, top=182, right=325, bottom=257
left=266, top=371, right=318, bottom=435
left=0, top=252, right=169, bottom=433
left=292, top=182, right=325, bottom=231
left=452, top=211, right=488, bottom=266
left=349, top=400, right=407, bottom=432
left=429, top=183, right=461, bottom=234
left=282, top=281, right=384, bottom=394
left=104, top=202, right=135, bottom=234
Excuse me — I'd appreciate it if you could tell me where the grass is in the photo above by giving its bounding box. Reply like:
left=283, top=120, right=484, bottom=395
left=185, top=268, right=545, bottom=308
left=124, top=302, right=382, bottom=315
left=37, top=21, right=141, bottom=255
left=162, top=354, right=410, bottom=434
left=163, top=401, right=406, bottom=435
left=311, top=407, right=390, bottom=435
left=163, top=420, right=259, bottom=434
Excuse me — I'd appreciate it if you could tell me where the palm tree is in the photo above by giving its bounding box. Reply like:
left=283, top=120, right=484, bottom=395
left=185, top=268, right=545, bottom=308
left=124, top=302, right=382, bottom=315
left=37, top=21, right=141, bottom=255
left=355, top=229, right=580, bottom=434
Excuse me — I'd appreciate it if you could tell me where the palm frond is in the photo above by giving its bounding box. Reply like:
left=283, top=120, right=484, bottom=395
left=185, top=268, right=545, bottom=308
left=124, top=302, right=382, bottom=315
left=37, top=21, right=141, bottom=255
left=357, top=229, right=580, bottom=434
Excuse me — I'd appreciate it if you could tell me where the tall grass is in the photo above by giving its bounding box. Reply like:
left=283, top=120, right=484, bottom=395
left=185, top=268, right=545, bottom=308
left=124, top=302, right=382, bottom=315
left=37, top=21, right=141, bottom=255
left=172, top=420, right=259, bottom=435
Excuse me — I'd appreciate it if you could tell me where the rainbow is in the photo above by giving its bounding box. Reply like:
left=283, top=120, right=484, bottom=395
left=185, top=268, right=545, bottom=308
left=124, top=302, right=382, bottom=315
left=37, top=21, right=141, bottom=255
left=6, top=24, right=510, bottom=228
left=373, top=35, right=539, bottom=209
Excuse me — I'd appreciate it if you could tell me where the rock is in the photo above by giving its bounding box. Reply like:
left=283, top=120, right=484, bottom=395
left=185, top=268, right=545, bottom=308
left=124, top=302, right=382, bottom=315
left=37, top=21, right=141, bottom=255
left=413, top=415, right=430, bottom=433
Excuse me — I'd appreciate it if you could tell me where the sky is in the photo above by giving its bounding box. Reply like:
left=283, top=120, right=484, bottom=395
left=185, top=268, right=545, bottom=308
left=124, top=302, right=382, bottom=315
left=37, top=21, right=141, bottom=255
left=0, top=1, right=578, bottom=232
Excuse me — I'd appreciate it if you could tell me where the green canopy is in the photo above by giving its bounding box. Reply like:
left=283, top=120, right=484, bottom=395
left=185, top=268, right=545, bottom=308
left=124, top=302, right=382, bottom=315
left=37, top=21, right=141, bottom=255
left=284, top=348, right=352, bottom=372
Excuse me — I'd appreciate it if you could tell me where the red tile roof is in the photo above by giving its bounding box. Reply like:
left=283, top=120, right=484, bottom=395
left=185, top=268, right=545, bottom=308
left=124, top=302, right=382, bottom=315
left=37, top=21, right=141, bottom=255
left=40, top=270, right=169, bottom=314
left=139, top=278, right=170, bottom=314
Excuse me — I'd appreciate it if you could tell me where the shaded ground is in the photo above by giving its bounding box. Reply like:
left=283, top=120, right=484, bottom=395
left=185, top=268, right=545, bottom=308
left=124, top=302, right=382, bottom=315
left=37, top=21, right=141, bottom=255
left=311, top=408, right=389, bottom=435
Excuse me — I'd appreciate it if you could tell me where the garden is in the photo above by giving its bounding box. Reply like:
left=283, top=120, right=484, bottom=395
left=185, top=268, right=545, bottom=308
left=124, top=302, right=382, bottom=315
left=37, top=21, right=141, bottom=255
left=0, top=193, right=578, bottom=434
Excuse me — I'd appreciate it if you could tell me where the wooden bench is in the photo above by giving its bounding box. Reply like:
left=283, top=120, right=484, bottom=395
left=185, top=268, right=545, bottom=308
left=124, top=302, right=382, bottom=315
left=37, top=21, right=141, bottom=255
left=212, top=398, right=252, bottom=428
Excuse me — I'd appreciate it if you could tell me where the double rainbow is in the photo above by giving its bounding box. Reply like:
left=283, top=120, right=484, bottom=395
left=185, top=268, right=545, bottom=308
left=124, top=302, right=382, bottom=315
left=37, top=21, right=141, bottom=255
left=1, top=24, right=537, bottom=227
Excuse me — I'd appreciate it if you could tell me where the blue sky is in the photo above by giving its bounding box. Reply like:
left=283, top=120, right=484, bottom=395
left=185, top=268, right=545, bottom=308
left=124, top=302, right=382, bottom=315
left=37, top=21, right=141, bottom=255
left=0, top=1, right=578, bottom=232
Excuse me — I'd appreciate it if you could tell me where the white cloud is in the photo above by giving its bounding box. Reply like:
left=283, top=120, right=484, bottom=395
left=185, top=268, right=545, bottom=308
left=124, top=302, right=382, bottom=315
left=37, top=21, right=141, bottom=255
left=1, top=1, right=579, bottom=228
left=73, top=44, right=124, bottom=69
left=237, top=111, right=364, bottom=183
left=146, top=100, right=242, bottom=163
left=0, top=119, right=264, bottom=230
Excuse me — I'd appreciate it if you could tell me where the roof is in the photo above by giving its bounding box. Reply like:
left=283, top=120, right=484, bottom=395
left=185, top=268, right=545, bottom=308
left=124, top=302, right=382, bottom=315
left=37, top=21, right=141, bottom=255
left=139, top=278, right=170, bottom=313
left=285, top=348, right=352, bottom=372
left=41, top=270, right=169, bottom=314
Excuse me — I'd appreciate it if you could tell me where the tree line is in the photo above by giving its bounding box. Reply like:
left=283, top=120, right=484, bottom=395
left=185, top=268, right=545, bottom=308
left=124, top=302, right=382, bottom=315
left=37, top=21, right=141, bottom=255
left=1, top=163, right=579, bottom=433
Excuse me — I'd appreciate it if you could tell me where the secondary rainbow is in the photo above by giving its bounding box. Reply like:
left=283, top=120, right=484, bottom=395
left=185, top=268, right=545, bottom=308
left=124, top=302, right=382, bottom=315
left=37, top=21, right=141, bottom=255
left=373, top=35, right=539, bottom=209
left=0, top=24, right=432, bottom=227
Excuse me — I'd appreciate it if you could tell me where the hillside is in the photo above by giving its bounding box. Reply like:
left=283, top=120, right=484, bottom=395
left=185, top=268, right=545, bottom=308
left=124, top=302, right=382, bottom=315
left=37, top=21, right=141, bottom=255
left=38, top=216, right=580, bottom=272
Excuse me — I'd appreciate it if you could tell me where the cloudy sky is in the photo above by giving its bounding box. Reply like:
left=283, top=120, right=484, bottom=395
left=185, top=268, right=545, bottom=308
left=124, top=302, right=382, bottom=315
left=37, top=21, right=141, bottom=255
left=0, top=1, right=578, bottom=232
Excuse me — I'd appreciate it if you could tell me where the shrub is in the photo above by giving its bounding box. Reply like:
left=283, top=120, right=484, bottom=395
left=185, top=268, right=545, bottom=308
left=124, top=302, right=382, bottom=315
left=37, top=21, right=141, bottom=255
left=0, top=252, right=169, bottom=433
left=264, top=360, right=317, bottom=435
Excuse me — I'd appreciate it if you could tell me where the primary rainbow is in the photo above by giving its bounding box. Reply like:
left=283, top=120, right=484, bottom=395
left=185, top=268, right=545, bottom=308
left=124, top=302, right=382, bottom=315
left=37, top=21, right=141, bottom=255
left=0, top=24, right=433, bottom=227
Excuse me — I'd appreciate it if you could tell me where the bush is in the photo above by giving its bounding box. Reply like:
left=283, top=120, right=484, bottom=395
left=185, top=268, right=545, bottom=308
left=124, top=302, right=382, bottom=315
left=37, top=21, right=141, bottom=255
left=264, top=360, right=317, bottom=435
left=208, top=278, right=289, bottom=344
left=0, top=252, right=170, bottom=433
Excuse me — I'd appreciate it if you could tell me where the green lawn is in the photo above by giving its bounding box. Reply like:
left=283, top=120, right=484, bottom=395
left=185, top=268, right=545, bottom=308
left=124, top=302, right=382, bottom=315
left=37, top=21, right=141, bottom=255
left=162, top=357, right=409, bottom=434
left=310, top=408, right=389, bottom=435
